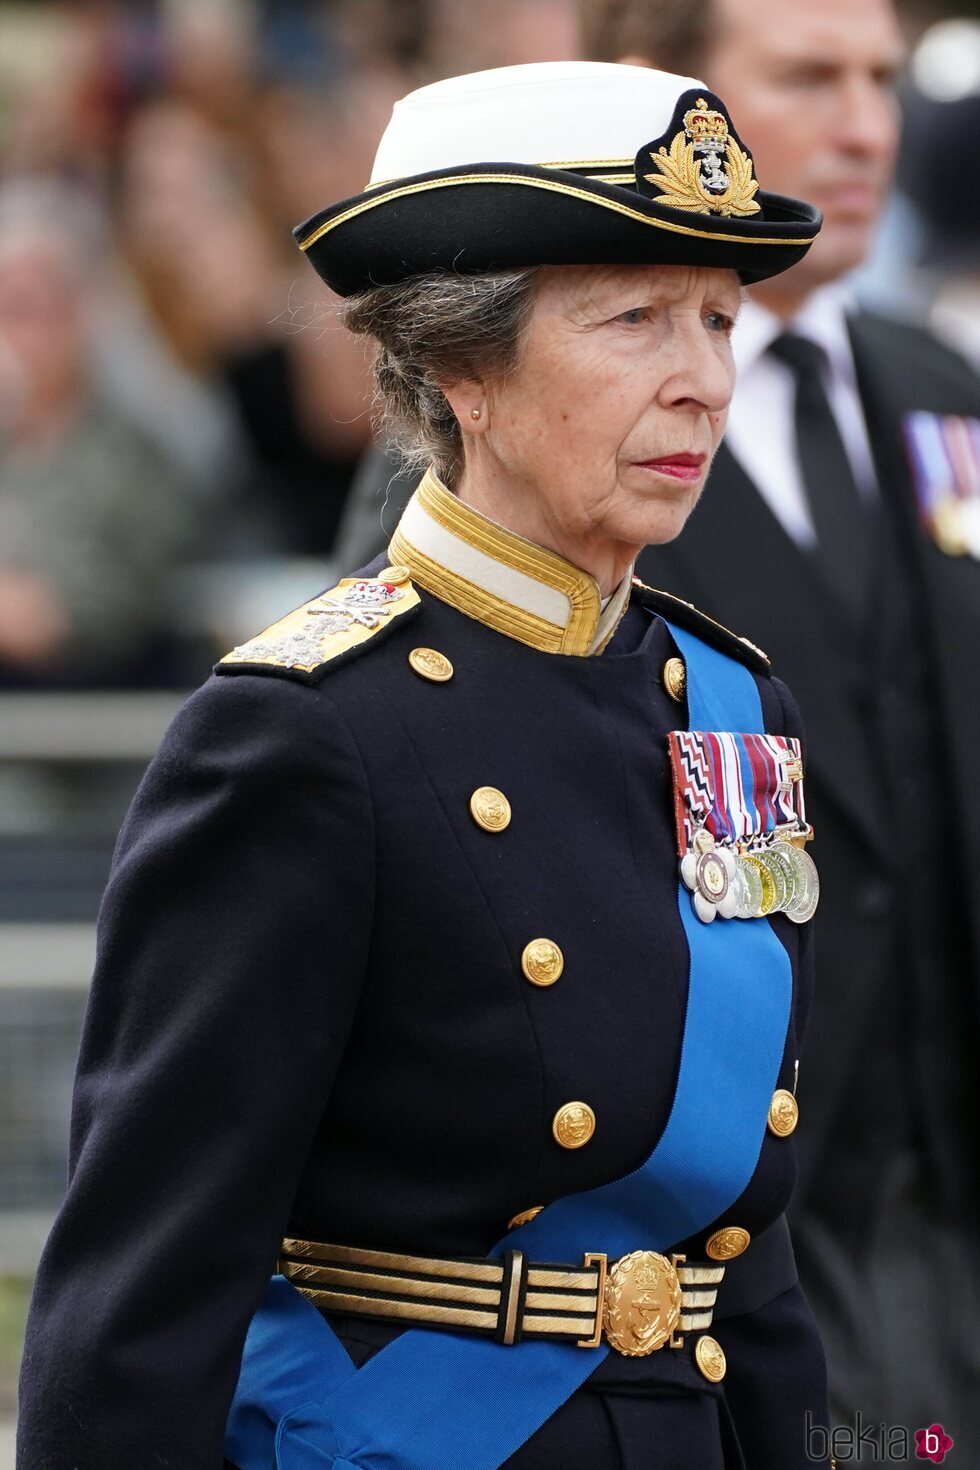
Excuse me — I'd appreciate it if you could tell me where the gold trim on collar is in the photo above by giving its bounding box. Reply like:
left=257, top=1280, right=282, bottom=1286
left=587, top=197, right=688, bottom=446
left=389, top=471, right=616, bottom=656
left=388, top=535, right=569, bottom=652
left=298, top=171, right=818, bottom=253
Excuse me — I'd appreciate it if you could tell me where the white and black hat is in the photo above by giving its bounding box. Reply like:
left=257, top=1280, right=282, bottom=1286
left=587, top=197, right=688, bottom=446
left=295, top=61, right=821, bottom=294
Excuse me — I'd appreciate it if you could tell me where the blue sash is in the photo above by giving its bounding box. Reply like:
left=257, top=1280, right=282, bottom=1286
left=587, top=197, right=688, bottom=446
left=227, top=620, right=793, bottom=1470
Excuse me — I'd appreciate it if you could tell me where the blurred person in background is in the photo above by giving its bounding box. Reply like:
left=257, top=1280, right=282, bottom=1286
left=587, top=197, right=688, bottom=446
left=0, top=181, right=203, bottom=687
left=424, top=0, right=578, bottom=73
left=898, top=22, right=980, bottom=369
left=114, top=2, right=382, bottom=557
left=0, top=1, right=254, bottom=526
left=577, top=0, right=980, bottom=1455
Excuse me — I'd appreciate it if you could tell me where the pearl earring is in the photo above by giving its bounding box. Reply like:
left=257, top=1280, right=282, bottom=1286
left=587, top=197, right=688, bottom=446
left=470, top=408, right=482, bottom=420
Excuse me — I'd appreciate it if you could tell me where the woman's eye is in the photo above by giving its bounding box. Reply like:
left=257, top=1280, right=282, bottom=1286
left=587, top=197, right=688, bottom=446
left=616, top=307, right=646, bottom=326
left=705, top=310, right=735, bottom=335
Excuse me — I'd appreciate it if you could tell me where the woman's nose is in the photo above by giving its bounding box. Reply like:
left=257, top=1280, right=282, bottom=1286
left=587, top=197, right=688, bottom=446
left=657, top=329, right=735, bottom=415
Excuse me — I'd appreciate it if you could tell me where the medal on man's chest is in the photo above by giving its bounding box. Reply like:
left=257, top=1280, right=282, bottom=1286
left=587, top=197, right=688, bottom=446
left=903, top=411, right=980, bottom=558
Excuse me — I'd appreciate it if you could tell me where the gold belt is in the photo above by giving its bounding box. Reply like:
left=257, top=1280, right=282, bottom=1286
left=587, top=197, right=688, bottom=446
left=279, top=1237, right=726, bottom=1357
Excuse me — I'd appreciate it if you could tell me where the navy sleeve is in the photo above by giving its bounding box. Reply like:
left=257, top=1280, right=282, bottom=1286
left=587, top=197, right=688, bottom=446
left=17, top=674, right=374, bottom=1470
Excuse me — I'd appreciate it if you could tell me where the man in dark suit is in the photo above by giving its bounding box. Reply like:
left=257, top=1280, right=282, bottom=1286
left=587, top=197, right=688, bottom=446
left=581, top=0, right=980, bottom=1451
left=333, top=0, right=980, bottom=1449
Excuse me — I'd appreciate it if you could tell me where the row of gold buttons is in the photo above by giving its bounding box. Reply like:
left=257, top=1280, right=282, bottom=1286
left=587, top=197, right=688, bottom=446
left=468, top=784, right=592, bottom=1150
left=411, top=649, right=587, bottom=1141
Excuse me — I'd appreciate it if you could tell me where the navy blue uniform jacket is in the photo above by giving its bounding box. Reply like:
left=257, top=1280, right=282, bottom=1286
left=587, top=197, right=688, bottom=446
left=17, top=544, right=828, bottom=1469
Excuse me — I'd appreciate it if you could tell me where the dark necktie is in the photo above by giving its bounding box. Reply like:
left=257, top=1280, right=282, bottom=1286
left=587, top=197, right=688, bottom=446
left=768, top=331, right=870, bottom=625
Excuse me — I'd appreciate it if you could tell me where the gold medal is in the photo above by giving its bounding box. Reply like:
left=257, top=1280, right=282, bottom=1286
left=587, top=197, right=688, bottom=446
left=754, top=848, right=788, bottom=912
left=763, top=841, right=797, bottom=911
left=742, top=854, right=776, bottom=915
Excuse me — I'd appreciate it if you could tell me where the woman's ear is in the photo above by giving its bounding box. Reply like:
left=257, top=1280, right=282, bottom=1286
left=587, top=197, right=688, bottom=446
left=442, top=379, right=490, bottom=434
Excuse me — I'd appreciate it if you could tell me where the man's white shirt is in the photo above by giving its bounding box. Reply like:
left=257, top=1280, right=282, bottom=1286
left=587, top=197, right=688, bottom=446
left=725, top=284, right=880, bottom=549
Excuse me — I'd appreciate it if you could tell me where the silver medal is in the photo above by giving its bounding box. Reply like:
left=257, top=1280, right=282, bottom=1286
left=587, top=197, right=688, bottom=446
left=784, top=846, right=820, bottom=924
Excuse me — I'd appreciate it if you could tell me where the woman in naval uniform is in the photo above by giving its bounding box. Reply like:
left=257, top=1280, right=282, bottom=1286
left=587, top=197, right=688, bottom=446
left=19, top=62, right=829, bottom=1470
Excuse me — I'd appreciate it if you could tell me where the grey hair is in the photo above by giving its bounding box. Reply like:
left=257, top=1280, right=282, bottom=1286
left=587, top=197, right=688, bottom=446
left=341, top=268, right=539, bottom=488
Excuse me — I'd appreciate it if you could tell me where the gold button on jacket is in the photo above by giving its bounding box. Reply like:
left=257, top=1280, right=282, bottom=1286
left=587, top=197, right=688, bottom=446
left=408, top=647, right=454, bottom=682
left=695, top=1334, right=727, bottom=1383
left=469, top=786, right=512, bottom=832
left=552, top=1101, right=596, bottom=1149
left=379, top=564, right=412, bottom=585
left=521, top=939, right=564, bottom=986
left=767, top=1089, right=799, bottom=1137
left=663, top=656, right=687, bottom=702
left=705, top=1226, right=751, bottom=1261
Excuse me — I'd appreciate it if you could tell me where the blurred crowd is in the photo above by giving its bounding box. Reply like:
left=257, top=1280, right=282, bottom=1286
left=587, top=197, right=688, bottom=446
left=0, top=0, right=578, bottom=689
left=0, top=0, right=974, bottom=689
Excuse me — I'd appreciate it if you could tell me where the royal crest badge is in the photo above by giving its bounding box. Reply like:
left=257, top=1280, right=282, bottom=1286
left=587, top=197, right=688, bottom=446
left=636, top=89, right=761, bottom=218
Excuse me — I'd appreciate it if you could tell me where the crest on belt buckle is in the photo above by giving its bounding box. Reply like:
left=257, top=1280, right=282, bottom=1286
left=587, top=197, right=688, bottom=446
left=636, top=88, right=761, bottom=218
left=603, top=1250, right=682, bottom=1356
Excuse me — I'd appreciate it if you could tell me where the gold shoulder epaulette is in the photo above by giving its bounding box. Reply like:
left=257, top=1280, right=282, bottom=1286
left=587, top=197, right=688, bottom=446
left=216, top=566, right=421, bottom=683
left=631, top=577, right=770, bottom=674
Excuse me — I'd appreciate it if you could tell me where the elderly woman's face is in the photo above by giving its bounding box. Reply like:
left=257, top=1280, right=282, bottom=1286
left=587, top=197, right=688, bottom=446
left=475, top=263, right=740, bottom=553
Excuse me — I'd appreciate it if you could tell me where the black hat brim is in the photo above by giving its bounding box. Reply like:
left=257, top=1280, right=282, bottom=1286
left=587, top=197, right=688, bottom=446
left=295, top=162, right=821, bottom=295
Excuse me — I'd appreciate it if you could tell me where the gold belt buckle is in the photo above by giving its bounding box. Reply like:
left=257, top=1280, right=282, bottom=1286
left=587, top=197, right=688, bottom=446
left=578, top=1249, right=685, bottom=1355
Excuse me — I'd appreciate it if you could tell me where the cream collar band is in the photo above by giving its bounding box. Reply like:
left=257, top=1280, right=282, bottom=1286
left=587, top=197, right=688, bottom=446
left=388, top=469, right=633, bottom=656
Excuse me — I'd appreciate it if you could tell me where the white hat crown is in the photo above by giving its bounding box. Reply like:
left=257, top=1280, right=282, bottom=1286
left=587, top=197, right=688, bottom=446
left=369, top=60, right=706, bottom=184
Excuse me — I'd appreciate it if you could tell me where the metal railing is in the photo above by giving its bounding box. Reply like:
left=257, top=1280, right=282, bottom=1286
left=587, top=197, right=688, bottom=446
left=0, top=692, right=187, bottom=1260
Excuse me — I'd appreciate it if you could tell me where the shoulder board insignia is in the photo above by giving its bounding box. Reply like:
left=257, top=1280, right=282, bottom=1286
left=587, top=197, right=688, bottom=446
left=216, top=568, right=422, bottom=684
left=631, top=577, right=770, bottom=674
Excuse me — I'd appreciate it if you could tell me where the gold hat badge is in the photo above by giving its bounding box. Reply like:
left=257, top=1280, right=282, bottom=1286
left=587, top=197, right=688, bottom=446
left=641, top=93, right=761, bottom=218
